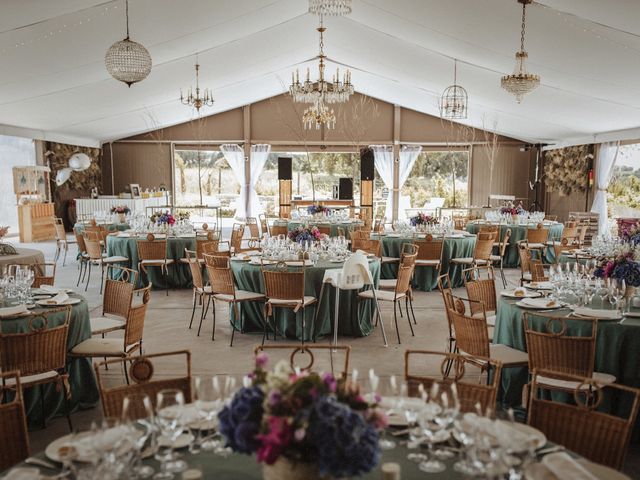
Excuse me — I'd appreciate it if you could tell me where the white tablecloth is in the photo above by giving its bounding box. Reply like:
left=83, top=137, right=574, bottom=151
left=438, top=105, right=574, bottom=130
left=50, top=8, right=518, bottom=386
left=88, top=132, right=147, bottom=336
left=75, top=195, right=170, bottom=217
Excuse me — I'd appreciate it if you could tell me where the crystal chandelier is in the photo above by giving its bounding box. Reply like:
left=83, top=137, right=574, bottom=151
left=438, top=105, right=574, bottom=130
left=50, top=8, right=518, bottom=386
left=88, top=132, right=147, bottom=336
left=180, top=55, right=214, bottom=112
left=303, top=99, right=336, bottom=130
left=501, top=0, right=540, bottom=103
left=289, top=16, right=354, bottom=105
left=105, top=0, right=152, bottom=87
left=308, top=0, right=352, bottom=16
left=440, top=59, right=468, bottom=119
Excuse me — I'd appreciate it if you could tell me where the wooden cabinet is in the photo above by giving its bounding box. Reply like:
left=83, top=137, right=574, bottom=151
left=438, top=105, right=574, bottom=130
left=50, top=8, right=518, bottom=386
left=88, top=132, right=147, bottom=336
left=18, top=203, right=55, bottom=243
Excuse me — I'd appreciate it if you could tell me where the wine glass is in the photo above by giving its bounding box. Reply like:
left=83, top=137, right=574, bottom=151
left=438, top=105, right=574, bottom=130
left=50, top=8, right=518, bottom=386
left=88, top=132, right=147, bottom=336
left=609, top=278, right=626, bottom=312
left=400, top=382, right=426, bottom=463
left=122, top=393, right=155, bottom=479
left=417, top=387, right=447, bottom=473
left=194, top=376, right=223, bottom=452
left=154, top=389, right=186, bottom=479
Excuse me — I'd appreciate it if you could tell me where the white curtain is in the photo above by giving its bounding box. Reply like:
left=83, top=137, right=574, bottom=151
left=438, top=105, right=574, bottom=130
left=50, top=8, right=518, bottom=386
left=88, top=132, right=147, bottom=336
left=248, top=144, right=271, bottom=218
left=370, top=145, right=394, bottom=221
left=398, top=145, right=422, bottom=219
left=590, top=141, right=620, bottom=235
left=220, top=144, right=247, bottom=220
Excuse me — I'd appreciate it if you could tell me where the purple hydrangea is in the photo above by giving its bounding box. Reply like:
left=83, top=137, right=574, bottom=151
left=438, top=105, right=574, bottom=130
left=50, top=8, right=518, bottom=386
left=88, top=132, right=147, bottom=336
left=218, top=386, right=265, bottom=454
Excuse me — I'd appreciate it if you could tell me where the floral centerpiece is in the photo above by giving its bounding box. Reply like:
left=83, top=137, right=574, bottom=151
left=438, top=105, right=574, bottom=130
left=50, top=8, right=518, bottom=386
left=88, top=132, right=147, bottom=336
left=218, top=354, right=385, bottom=479
left=620, top=222, right=640, bottom=246
left=110, top=205, right=131, bottom=215
left=151, top=211, right=175, bottom=226
left=307, top=205, right=329, bottom=216
left=288, top=225, right=323, bottom=243
left=0, top=226, right=8, bottom=241
left=176, top=211, right=190, bottom=221
left=594, top=253, right=640, bottom=297
left=499, top=201, right=526, bottom=216
left=409, top=212, right=439, bottom=227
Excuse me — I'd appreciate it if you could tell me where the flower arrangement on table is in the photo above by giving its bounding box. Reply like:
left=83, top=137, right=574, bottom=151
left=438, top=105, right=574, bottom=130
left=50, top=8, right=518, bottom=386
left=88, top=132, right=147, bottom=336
left=594, top=254, right=640, bottom=287
left=499, top=201, right=526, bottom=216
left=0, top=226, right=8, bottom=240
left=307, top=205, right=329, bottom=216
left=218, top=353, right=385, bottom=478
left=151, top=211, right=175, bottom=226
left=176, top=211, right=190, bottom=221
left=620, top=222, right=640, bottom=246
left=110, top=205, right=131, bottom=214
left=288, top=225, right=323, bottom=243
left=409, top=212, right=439, bottom=227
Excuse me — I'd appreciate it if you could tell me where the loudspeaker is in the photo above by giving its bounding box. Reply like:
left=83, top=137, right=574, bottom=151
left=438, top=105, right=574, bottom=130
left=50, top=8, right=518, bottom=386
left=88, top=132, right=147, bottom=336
left=339, top=178, right=353, bottom=200
left=278, top=157, right=292, bottom=180
left=360, top=147, right=375, bottom=181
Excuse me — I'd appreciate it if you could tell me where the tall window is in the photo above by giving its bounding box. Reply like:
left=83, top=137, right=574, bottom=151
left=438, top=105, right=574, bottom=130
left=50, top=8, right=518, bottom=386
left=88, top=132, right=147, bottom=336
left=608, top=144, right=640, bottom=218
left=173, top=149, right=239, bottom=217
left=0, top=135, right=36, bottom=233
left=401, top=150, right=469, bottom=215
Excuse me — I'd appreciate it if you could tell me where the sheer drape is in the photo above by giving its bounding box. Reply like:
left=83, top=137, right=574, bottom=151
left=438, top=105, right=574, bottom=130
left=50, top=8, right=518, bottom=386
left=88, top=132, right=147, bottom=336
left=590, top=141, right=620, bottom=235
left=220, top=144, right=247, bottom=220
left=370, top=145, right=394, bottom=221
left=398, top=145, right=422, bottom=219
left=248, top=144, right=271, bottom=218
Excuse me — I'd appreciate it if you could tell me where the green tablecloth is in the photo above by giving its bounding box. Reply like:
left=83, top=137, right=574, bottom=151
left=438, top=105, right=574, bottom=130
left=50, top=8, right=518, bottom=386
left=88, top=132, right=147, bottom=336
left=0, top=294, right=98, bottom=428
left=229, top=259, right=381, bottom=342
left=378, top=235, right=476, bottom=291
left=106, top=235, right=195, bottom=289
left=285, top=220, right=362, bottom=239
left=73, top=222, right=130, bottom=233
left=494, top=296, right=640, bottom=438
left=465, top=222, right=564, bottom=267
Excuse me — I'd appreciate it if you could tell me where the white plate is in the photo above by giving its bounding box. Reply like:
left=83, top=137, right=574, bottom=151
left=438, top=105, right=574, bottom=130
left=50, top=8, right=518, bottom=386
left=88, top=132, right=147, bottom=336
left=572, top=307, right=622, bottom=321
left=516, top=298, right=563, bottom=310
left=158, top=432, right=194, bottom=449
left=2, top=467, right=42, bottom=479
left=36, top=298, right=81, bottom=307
left=45, top=433, right=96, bottom=463
left=525, top=459, right=629, bottom=480
left=285, top=260, right=314, bottom=267
left=527, top=282, right=554, bottom=291
left=498, top=421, right=547, bottom=450
left=501, top=289, right=542, bottom=299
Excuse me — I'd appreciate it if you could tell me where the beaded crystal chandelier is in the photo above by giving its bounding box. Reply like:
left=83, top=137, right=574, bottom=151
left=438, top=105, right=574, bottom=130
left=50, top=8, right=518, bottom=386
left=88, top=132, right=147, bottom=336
left=308, top=0, right=352, bottom=16
left=303, top=99, right=336, bottom=130
left=180, top=55, right=214, bottom=112
left=289, top=16, right=354, bottom=105
left=105, top=0, right=152, bottom=87
left=501, top=0, right=540, bottom=103
left=440, top=59, right=468, bottom=119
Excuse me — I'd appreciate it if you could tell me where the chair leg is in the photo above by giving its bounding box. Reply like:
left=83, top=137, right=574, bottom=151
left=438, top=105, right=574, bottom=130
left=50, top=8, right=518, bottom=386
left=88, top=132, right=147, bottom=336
left=397, top=300, right=403, bottom=318
left=261, top=305, right=269, bottom=346
left=405, top=297, right=415, bottom=337
left=188, top=291, right=198, bottom=329
left=61, top=378, right=73, bottom=432
left=123, top=360, right=130, bottom=385
left=393, top=300, right=401, bottom=344
left=54, top=243, right=60, bottom=263
left=164, top=265, right=169, bottom=296
left=197, top=296, right=210, bottom=337
left=211, top=297, right=218, bottom=341
left=40, top=384, right=47, bottom=429
left=99, top=264, right=105, bottom=294
left=63, top=243, right=68, bottom=267
left=301, top=306, right=306, bottom=346
left=84, top=262, right=92, bottom=291
left=500, top=261, right=507, bottom=289
left=408, top=297, right=418, bottom=328
left=76, top=261, right=84, bottom=287
left=230, top=303, right=238, bottom=347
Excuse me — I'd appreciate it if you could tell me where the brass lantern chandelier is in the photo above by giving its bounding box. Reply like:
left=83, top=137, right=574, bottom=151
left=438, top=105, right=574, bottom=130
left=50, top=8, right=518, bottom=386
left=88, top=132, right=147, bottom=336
left=501, top=0, right=540, bottom=103
left=440, top=59, right=468, bottom=119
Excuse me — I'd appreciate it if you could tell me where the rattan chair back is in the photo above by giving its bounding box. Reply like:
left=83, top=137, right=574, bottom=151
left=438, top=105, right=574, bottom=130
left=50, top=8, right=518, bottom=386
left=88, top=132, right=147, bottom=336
left=205, top=257, right=236, bottom=297
left=185, top=249, right=205, bottom=290
left=498, top=228, right=512, bottom=257
left=351, top=229, right=369, bottom=242
left=529, top=259, right=548, bottom=281
left=577, top=223, right=589, bottom=245
left=528, top=369, right=640, bottom=470
left=95, top=350, right=192, bottom=419
left=202, top=240, right=231, bottom=257
left=254, top=344, right=351, bottom=379
left=0, top=371, right=30, bottom=471
left=0, top=306, right=71, bottom=376
left=404, top=350, right=502, bottom=414
left=448, top=298, right=490, bottom=358
left=437, top=273, right=456, bottom=341
left=103, top=267, right=136, bottom=318
left=124, top=284, right=152, bottom=349
left=518, top=244, right=531, bottom=275
left=246, top=218, right=260, bottom=239
left=562, top=224, right=579, bottom=243
left=352, top=238, right=381, bottom=257
left=415, top=237, right=444, bottom=262
left=526, top=224, right=549, bottom=244
left=473, top=232, right=496, bottom=262
left=395, top=264, right=414, bottom=296
left=53, top=218, right=67, bottom=242
left=136, top=238, right=168, bottom=261
left=74, top=228, right=87, bottom=255
left=270, top=225, right=288, bottom=237
left=230, top=223, right=245, bottom=251
left=373, top=215, right=385, bottom=233
left=479, top=225, right=499, bottom=234
left=196, top=239, right=217, bottom=259
left=524, top=314, right=596, bottom=378
left=463, top=266, right=497, bottom=315
left=259, top=214, right=269, bottom=237
left=83, top=235, right=103, bottom=260
left=203, top=253, right=231, bottom=269
left=263, top=268, right=305, bottom=302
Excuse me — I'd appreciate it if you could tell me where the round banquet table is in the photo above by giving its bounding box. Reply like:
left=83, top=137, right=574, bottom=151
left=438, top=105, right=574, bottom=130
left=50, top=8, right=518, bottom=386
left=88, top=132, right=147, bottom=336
left=377, top=234, right=476, bottom=291
left=0, top=247, right=45, bottom=271
left=229, top=258, right=380, bottom=342
left=73, top=222, right=130, bottom=233
left=465, top=221, right=564, bottom=267
left=106, top=234, right=195, bottom=289
left=0, top=293, right=98, bottom=428
left=284, top=220, right=364, bottom=239
left=494, top=295, right=640, bottom=439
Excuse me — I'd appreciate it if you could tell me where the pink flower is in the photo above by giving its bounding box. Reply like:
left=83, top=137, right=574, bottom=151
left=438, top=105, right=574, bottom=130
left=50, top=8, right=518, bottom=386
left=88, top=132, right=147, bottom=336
left=366, top=408, right=389, bottom=431
left=255, top=352, right=269, bottom=369
left=604, top=261, right=615, bottom=278
left=256, top=416, right=293, bottom=465
left=322, top=372, right=337, bottom=393
left=267, top=389, right=282, bottom=407
left=294, top=427, right=306, bottom=442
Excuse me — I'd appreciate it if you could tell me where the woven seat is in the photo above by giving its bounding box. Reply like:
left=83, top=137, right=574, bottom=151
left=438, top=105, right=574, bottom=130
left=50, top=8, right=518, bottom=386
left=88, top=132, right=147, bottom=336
left=536, top=371, right=616, bottom=391
left=268, top=295, right=317, bottom=307
left=415, top=259, right=440, bottom=266
left=5, top=370, right=60, bottom=386
left=84, top=235, right=129, bottom=293
left=414, top=236, right=443, bottom=273
left=90, top=266, right=137, bottom=336
left=137, top=236, right=173, bottom=295
left=0, top=371, right=30, bottom=471
left=451, top=232, right=495, bottom=267
left=214, top=290, right=270, bottom=302
left=378, top=278, right=397, bottom=289
left=90, top=316, right=125, bottom=335
left=140, top=258, right=175, bottom=266
left=71, top=337, right=139, bottom=356
left=359, top=289, right=405, bottom=302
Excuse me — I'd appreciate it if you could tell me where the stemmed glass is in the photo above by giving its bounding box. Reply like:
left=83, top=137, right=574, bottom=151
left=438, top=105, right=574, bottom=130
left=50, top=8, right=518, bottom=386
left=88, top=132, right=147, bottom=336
left=609, top=278, right=626, bottom=313
left=400, top=382, right=426, bottom=463
left=417, top=386, right=448, bottom=474
left=122, top=393, right=156, bottom=479
left=154, top=389, right=187, bottom=480
left=194, top=376, right=224, bottom=452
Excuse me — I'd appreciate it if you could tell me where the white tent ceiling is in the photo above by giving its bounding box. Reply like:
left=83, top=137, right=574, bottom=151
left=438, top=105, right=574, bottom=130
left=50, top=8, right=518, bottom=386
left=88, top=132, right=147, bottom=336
left=1, top=0, right=640, bottom=147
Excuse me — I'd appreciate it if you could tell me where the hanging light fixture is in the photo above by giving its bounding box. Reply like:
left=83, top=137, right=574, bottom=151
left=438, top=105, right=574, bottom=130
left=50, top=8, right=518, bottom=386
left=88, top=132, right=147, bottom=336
left=440, top=59, right=468, bottom=119
left=289, top=15, right=354, bottom=105
left=501, top=0, right=540, bottom=103
left=308, top=0, right=352, bottom=16
left=105, top=0, right=152, bottom=87
left=303, top=99, right=336, bottom=130
left=180, top=54, right=214, bottom=112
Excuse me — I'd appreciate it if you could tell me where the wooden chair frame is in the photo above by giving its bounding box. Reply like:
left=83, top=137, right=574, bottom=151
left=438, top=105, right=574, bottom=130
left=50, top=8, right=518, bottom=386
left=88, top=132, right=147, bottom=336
left=254, top=344, right=351, bottom=380
left=0, top=371, right=30, bottom=471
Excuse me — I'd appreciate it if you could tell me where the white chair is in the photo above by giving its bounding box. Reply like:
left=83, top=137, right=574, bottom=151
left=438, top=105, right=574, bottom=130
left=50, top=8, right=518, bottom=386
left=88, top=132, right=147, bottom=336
left=316, top=252, right=389, bottom=347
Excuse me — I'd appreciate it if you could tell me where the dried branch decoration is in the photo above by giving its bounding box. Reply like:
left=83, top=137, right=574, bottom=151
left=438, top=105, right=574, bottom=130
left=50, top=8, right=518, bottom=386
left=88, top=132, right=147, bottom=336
left=543, top=145, right=592, bottom=196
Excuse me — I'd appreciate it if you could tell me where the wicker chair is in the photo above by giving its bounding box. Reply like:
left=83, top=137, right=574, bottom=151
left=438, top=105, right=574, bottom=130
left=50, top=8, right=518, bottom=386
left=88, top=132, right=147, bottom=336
left=203, top=254, right=265, bottom=345
left=373, top=215, right=385, bottom=233
left=352, top=238, right=381, bottom=257
left=8, top=262, right=56, bottom=288
left=527, top=369, right=640, bottom=470
left=261, top=265, right=317, bottom=346
left=437, top=273, right=456, bottom=356
left=404, top=350, right=502, bottom=414
left=246, top=217, right=261, bottom=241
left=136, top=234, right=174, bottom=296
left=185, top=249, right=214, bottom=332
left=202, top=240, right=231, bottom=257
left=270, top=224, right=288, bottom=237
left=450, top=232, right=496, bottom=267
left=518, top=243, right=533, bottom=285
left=83, top=234, right=129, bottom=294
left=0, top=371, right=30, bottom=471
left=414, top=235, right=443, bottom=274
left=462, top=265, right=498, bottom=335
left=230, top=223, right=246, bottom=254
left=546, top=222, right=579, bottom=249
left=74, top=228, right=90, bottom=287
left=448, top=296, right=528, bottom=372
left=523, top=314, right=615, bottom=391
left=53, top=217, right=76, bottom=266
left=259, top=214, right=270, bottom=237
left=358, top=264, right=416, bottom=344
left=94, top=350, right=192, bottom=419
left=254, top=344, right=351, bottom=380
left=90, top=265, right=137, bottom=335
left=0, top=306, right=73, bottom=429
left=521, top=223, right=548, bottom=260
left=489, top=228, right=511, bottom=288
left=70, top=284, right=152, bottom=383
left=379, top=243, right=418, bottom=290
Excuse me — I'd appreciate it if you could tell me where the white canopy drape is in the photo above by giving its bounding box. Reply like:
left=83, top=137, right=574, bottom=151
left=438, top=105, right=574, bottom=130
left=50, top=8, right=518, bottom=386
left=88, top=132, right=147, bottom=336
left=220, top=144, right=247, bottom=220
left=370, top=145, right=394, bottom=221
left=398, top=145, right=422, bottom=219
left=590, top=141, right=620, bottom=235
left=248, top=144, right=271, bottom=218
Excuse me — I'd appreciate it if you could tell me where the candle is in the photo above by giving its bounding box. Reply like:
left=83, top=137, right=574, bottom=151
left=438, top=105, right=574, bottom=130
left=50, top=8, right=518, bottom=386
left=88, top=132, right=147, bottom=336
left=381, top=462, right=401, bottom=480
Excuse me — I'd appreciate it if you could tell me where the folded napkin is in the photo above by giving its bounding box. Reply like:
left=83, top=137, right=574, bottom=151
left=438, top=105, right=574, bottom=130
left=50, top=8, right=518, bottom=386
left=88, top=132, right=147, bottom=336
left=44, top=292, right=69, bottom=305
left=520, top=297, right=559, bottom=308
left=2, top=467, right=42, bottom=480
left=542, top=452, right=597, bottom=480
left=40, top=284, right=61, bottom=294
left=573, top=307, right=621, bottom=320
left=0, top=305, right=28, bottom=317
